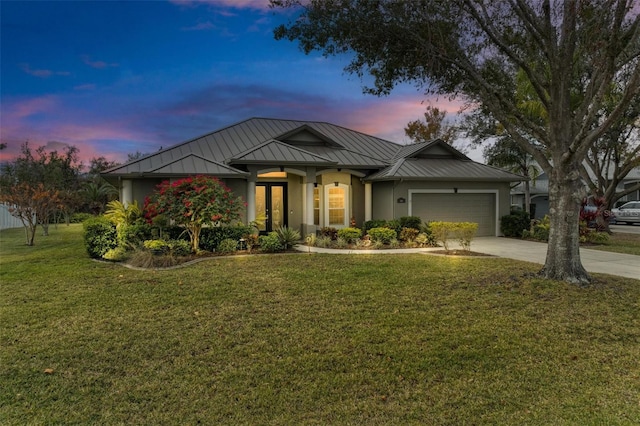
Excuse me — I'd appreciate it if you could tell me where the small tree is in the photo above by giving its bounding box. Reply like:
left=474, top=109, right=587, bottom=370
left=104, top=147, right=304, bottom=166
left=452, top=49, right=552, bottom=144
left=143, top=176, right=245, bottom=253
left=0, top=182, right=61, bottom=246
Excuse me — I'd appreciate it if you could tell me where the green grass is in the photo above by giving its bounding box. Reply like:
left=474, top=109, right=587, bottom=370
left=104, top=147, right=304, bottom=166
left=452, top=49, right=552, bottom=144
left=1, top=224, right=639, bottom=425
left=587, top=230, right=640, bottom=256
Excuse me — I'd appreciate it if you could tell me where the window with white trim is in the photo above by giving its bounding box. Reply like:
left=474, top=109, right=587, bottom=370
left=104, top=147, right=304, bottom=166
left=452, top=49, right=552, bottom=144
left=324, top=184, right=349, bottom=227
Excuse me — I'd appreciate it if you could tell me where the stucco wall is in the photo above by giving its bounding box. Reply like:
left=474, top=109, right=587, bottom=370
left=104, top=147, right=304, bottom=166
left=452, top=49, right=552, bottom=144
left=351, top=176, right=365, bottom=227
left=287, top=174, right=303, bottom=231
left=371, top=181, right=395, bottom=220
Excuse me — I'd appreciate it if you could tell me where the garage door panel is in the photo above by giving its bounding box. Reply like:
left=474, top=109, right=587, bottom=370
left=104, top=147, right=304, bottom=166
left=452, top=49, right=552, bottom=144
left=412, top=193, right=495, bottom=236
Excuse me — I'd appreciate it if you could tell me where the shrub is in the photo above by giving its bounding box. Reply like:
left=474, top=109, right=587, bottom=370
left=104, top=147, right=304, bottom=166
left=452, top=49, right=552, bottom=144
left=259, top=232, right=283, bottom=252
left=389, top=238, right=401, bottom=248
left=430, top=221, right=456, bottom=250
left=120, top=222, right=153, bottom=249
left=217, top=238, right=238, bottom=254
left=430, top=221, right=478, bottom=251
left=319, top=227, right=338, bottom=240
left=372, top=240, right=385, bottom=249
left=127, top=250, right=178, bottom=269
left=195, top=225, right=254, bottom=252
left=386, top=219, right=402, bottom=236
left=399, top=216, right=422, bottom=230
left=525, top=216, right=550, bottom=241
left=581, top=231, right=610, bottom=244
left=500, top=210, right=531, bottom=237
left=399, top=227, right=419, bottom=242
left=71, top=212, right=94, bottom=223
left=368, top=227, right=397, bottom=244
left=102, top=247, right=127, bottom=261
left=456, top=222, right=478, bottom=251
left=169, top=239, right=192, bottom=257
left=275, top=225, right=302, bottom=249
left=363, top=219, right=387, bottom=233
left=143, top=239, right=170, bottom=255
left=315, top=235, right=332, bottom=248
left=334, top=237, right=349, bottom=249
left=337, top=227, right=362, bottom=243
left=242, top=234, right=259, bottom=252
left=415, top=232, right=434, bottom=247
left=83, top=216, right=117, bottom=258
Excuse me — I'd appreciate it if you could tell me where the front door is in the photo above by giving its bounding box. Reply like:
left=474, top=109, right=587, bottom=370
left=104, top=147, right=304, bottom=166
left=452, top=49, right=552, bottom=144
left=255, top=183, right=287, bottom=233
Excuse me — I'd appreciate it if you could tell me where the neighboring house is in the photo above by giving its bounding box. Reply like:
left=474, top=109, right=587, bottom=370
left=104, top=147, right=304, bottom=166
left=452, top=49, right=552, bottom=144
left=0, top=204, right=25, bottom=230
left=102, top=118, right=525, bottom=236
left=512, top=167, right=640, bottom=219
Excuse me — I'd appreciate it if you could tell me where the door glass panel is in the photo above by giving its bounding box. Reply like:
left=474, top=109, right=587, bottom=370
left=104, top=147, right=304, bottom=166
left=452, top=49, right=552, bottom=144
left=271, top=186, right=284, bottom=229
left=255, top=186, right=266, bottom=231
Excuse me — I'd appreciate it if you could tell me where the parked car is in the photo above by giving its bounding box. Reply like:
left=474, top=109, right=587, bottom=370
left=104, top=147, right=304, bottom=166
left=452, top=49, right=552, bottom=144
left=611, top=201, right=640, bottom=224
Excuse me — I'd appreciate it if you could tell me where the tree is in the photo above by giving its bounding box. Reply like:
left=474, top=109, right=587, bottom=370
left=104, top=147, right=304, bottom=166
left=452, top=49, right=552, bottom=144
left=0, top=142, right=82, bottom=240
left=483, top=138, right=541, bottom=215
left=579, top=91, right=640, bottom=213
left=405, top=105, right=459, bottom=146
left=143, top=176, right=245, bottom=253
left=83, top=156, right=120, bottom=214
left=0, top=182, right=61, bottom=246
left=272, top=0, right=640, bottom=284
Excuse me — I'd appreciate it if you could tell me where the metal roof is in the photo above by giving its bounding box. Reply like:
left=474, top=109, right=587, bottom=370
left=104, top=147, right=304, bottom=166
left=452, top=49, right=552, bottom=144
left=103, top=118, right=399, bottom=177
left=366, top=158, right=526, bottom=182
left=147, top=154, right=248, bottom=177
left=229, top=139, right=336, bottom=166
left=102, top=117, right=523, bottom=183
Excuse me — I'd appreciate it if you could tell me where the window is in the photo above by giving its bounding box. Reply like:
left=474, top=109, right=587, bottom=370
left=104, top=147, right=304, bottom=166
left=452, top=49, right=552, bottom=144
left=258, top=171, right=287, bottom=178
left=324, top=184, right=349, bottom=227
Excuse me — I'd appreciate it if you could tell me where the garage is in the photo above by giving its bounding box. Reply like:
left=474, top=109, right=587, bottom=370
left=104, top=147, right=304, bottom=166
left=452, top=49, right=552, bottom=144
left=410, top=191, right=497, bottom=236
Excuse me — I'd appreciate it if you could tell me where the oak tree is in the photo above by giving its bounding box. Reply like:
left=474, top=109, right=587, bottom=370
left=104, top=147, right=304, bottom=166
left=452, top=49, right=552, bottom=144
left=272, top=0, right=640, bottom=284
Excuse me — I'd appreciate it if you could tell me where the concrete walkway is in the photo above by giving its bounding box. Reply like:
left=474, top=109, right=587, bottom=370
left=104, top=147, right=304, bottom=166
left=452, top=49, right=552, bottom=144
left=296, top=237, right=640, bottom=280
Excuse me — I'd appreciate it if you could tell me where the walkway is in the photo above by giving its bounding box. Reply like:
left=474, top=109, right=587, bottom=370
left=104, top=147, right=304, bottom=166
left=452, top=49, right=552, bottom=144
left=296, top=237, right=640, bottom=280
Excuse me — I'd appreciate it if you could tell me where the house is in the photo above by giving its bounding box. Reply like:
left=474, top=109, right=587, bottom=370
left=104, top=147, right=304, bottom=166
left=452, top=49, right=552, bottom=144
left=511, top=167, right=640, bottom=219
left=102, top=118, right=525, bottom=236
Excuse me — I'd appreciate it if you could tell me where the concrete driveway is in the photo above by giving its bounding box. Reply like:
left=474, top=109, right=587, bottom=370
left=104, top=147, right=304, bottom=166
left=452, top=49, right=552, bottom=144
left=471, top=237, right=640, bottom=281
left=610, top=224, right=640, bottom=235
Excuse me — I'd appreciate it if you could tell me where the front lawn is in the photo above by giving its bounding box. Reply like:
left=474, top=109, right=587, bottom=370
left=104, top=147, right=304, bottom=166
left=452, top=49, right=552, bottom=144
left=1, top=225, right=639, bottom=425
left=587, top=230, right=640, bottom=256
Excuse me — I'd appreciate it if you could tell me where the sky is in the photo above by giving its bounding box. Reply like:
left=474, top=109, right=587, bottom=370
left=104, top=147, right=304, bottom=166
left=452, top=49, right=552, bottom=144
left=0, top=0, right=471, bottom=166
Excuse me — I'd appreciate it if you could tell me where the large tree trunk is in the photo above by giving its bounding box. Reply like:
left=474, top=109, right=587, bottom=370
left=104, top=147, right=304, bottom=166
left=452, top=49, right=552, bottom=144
left=540, top=167, right=590, bottom=284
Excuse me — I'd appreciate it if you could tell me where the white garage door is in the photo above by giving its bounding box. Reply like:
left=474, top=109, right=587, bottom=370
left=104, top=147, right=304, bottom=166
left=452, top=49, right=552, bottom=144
left=411, top=192, right=496, bottom=236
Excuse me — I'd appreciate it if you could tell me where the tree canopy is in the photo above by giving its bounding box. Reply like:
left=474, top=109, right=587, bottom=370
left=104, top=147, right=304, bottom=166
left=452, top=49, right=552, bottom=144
left=272, top=0, right=640, bottom=284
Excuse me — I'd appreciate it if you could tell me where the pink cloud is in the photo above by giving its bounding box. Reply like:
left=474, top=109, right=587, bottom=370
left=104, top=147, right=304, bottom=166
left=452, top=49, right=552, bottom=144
left=74, top=84, right=97, bottom=91
left=169, top=0, right=271, bottom=10
left=342, top=96, right=465, bottom=144
left=20, top=63, right=71, bottom=78
left=182, top=21, right=215, bottom=31
left=0, top=96, right=158, bottom=164
left=81, top=55, right=118, bottom=69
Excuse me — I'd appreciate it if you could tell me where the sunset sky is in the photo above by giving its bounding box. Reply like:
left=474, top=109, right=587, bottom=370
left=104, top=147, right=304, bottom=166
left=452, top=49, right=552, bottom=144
left=1, top=0, right=471, bottom=165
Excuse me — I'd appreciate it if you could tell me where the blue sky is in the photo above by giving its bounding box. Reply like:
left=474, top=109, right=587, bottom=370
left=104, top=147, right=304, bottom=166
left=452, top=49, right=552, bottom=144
left=1, top=0, right=465, bottom=165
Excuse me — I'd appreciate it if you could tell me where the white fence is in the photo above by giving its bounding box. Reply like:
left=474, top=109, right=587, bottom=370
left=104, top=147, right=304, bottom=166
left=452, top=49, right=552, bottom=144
left=0, top=204, right=25, bottom=230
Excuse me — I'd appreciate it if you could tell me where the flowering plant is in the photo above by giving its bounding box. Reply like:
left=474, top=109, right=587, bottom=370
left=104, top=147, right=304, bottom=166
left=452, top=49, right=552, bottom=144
left=143, top=176, right=245, bottom=252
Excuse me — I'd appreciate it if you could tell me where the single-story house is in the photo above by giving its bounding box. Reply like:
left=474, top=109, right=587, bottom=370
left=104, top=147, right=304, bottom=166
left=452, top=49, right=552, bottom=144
left=512, top=167, right=640, bottom=219
left=102, top=118, right=525, bottom=236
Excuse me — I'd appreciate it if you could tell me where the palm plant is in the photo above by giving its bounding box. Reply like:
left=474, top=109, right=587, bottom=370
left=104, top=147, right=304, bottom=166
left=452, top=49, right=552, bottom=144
left=274, top=225, right=301, bottom=250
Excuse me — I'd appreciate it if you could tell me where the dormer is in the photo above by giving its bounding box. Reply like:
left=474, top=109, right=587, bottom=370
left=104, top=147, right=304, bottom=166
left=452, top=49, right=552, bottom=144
left=275, top=124, right=344, bottom=148
left=396, top=139, right=470, bottom=160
